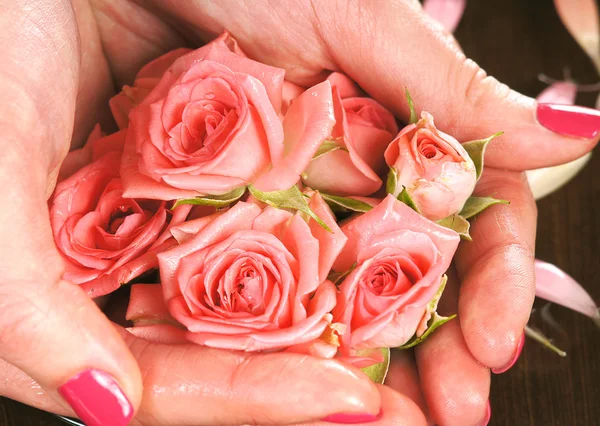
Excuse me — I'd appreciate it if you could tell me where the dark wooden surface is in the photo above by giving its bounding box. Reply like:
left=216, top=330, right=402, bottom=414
left=1, top=0, right=599, bottom=424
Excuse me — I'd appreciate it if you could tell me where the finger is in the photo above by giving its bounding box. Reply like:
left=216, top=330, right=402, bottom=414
left=415, top=269, right=491, bottom=426
left=455, top=169, right=535, bottom=370
left=318, top=0, right=599, bottom=170
left=385, top=350, right=430, bottom=421
left=121, top=330, right=381, bottom=426
left=0, top=161, right=142, bottom=425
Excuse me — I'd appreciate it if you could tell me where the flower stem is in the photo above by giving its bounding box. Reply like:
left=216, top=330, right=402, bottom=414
left=524, top=325, right=567, bottom=357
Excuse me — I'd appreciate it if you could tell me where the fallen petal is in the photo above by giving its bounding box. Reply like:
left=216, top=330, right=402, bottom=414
left=536, top=81, right=577, bottom=105
left=534, top=259, right=600, bottom=327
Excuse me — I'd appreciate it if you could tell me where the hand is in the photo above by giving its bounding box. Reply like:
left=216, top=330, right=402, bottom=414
left=96, top=0, right=593, bottom=425
left=0, top=0, right=401, bottom=425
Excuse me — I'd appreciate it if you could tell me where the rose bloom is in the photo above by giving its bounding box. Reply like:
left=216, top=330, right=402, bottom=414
left=385, top=112, right=476, bottom=221
left=50, top=129, right=190, bottom=297
left=299, top=73, right=398, bottom=196
left=331, top=195, right=460, bottom=352
left=126, top=193, right=348, bottom=353
left=120, top=32, right=336, bottom=201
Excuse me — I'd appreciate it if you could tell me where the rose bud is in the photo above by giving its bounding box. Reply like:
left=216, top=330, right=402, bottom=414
left=385, top=112, right=476, bottom=220
left=331, top=194, right=459, bottom=353
left=301, top=73, right=398, bottom=196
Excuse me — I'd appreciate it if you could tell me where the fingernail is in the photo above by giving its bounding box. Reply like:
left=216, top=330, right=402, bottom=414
left=477, top=400, right=491, bottom=426
left=492, top=332, right=525, bottom=374
left=59, top=369, right=134, bottom=426
left=322, top=410, right=382, bottom=424
left=536, top=103, right=600, bottom=139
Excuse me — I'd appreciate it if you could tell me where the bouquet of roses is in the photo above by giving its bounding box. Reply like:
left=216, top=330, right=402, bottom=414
left=49, top=32, right=507, bottom=382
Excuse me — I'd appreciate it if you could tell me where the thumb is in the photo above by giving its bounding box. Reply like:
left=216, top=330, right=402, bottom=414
left=319, top=0, right=600, bottom=170
left=0, top=158, right=142, bottom=426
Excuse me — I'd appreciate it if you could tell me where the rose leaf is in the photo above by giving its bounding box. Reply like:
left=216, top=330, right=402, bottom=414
left=358, top=347, right=391, bottom=384
left=459, top=196, right=510, bottom=219
left=462, top=132, right=504, bottom=180
left=321, top=193, right=373, bottom=213
left=405, top=88, right=418, bottom=124
left=248, top=184, right=332, bottom=232
left=398, top=186, right=420, bottom=213
left=312, top=139, right=348, bottom=160
left=437, top=214, right=471, bottom=241
left=386, top=167, right=398, bottom=195
left=397, top=276, right=457, bottom=349
left=172, top=186, right=246, bottom=209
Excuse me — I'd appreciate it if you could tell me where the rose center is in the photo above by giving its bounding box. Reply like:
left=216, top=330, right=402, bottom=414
left=107, top=207, right=135, bottom=234
left=214, top=260, right=267, bottom=316
left=364, top=263, right=399, bottom=296
left=419, top=139, right=442, bottom=159
left=182, top=101, right=230, bottom=154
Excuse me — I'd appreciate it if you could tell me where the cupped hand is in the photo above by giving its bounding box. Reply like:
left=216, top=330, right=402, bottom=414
left=1, top=0, right=598, bottom=425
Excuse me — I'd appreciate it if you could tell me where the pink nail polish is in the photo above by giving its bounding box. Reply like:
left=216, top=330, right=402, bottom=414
left=536, top=103, right=600, bottom=139
left=492, top=332, right=525, bottom=374
left=477, top=401, right=491, bottom=426
left=59, top=369, right=134, bottom=426
left=323, top=410, right=382, bottom=424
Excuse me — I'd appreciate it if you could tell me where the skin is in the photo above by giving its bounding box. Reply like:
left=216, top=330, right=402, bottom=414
left=0, top=0, right=597, bottom=425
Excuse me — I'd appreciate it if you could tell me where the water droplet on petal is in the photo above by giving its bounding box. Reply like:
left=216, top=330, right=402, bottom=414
left=205, top=92, right=215, bottom=100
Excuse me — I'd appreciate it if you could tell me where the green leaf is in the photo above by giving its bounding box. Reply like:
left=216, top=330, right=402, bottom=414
left=248, top=184, right=332, bottom=232
left=172, top=186, right=246, bottom=209
left=398, top=186, right=419, bottom=213
left=386, top=167, right=398, bottom=195
left=328, top=262, right=357, bottom=286
left=405, top=88, right=417, bottom=125
left=398, top=276, right=457, bottom=349
left=459, top=196, right=510, bottom=219
left=524, top=325, right=567, bottom=357
left=462, top=132, right=503, bottom=181
left=437, top=215, right=472, bottom=241
left=321, top=193, right=373, bottom=213
left=358, top=348, right=391, bottom=384
left=313, top=139, right=347, bottom=160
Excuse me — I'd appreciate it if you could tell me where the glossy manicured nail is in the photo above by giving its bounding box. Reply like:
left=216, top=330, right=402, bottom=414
left=58, top=369, right=134, bottom=426
left=537, top=103, right=600, bottom=139
left=322, top=410, right=382, bottom=424
left=492, top=332, right=525, bottom=374
left=477, top=400, right=491, bottom=426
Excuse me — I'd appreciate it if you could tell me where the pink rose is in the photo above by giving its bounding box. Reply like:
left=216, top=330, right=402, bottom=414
left=120, top=33, right=336, bottom=201
left=385, top=112, right=476, bottom=220
left=301, top=73, right=398, bottom=196
left=50, top=130, right=190, bottom=297
left=126, top=193, right=348, bottom=352
left=331, top=195, right=459, bottom=351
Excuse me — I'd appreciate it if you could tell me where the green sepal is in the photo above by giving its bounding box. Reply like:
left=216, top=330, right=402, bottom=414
left=386, top=167, right=398, bottom=195
left=328, top=262, right=357, bottom=287
left=462, top=132, right=503, bottom=181
left=172, top=186, right=246, bottom=209
left=437, top=215, right=472, bottom=241
left=358, top=347, right=391, bottom=384
left=397, top=276, right=456, bottom=349
left=248, top=184, right=332, bottom=232
left=321, top=193, right=373, bottom=213
left=524, top=325, right=567, bottom=357
left=313, top=139, right=347, bottom=160
left=405, top=88, right=417, bottom=125
left=459, top=196, right=510, bottom=219
left=398, top=186, right=419, bottom=213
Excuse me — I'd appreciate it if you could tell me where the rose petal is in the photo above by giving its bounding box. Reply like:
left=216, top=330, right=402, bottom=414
left=534, top=259, right=600, bottom=324
left=423, top=0, right=467, bottom=33
left=536, top=81, right=577, bottom=105
left=554, top=0, right=600, bottom=71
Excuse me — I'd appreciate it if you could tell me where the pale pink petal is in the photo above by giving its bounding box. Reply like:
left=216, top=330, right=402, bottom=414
left=536, top=82, right=577, bottom=105
left=326, top=72, right=362, bottom=98
left=127, top=284, right=175, bottom=324
left=554, top=0, right=600, bottom=72
left=285, top=339, right=338, bottom=358
left=254, top=81, right=336, bottom=191
left=136, top=48, right=192, bottom=80
left=282, top=81, right=305, bottom=115
left=535, top=259, right=600, bottom=325
left=127, top=324, right=189, bottom=344
left=423, top=0, right=467, bottom=33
